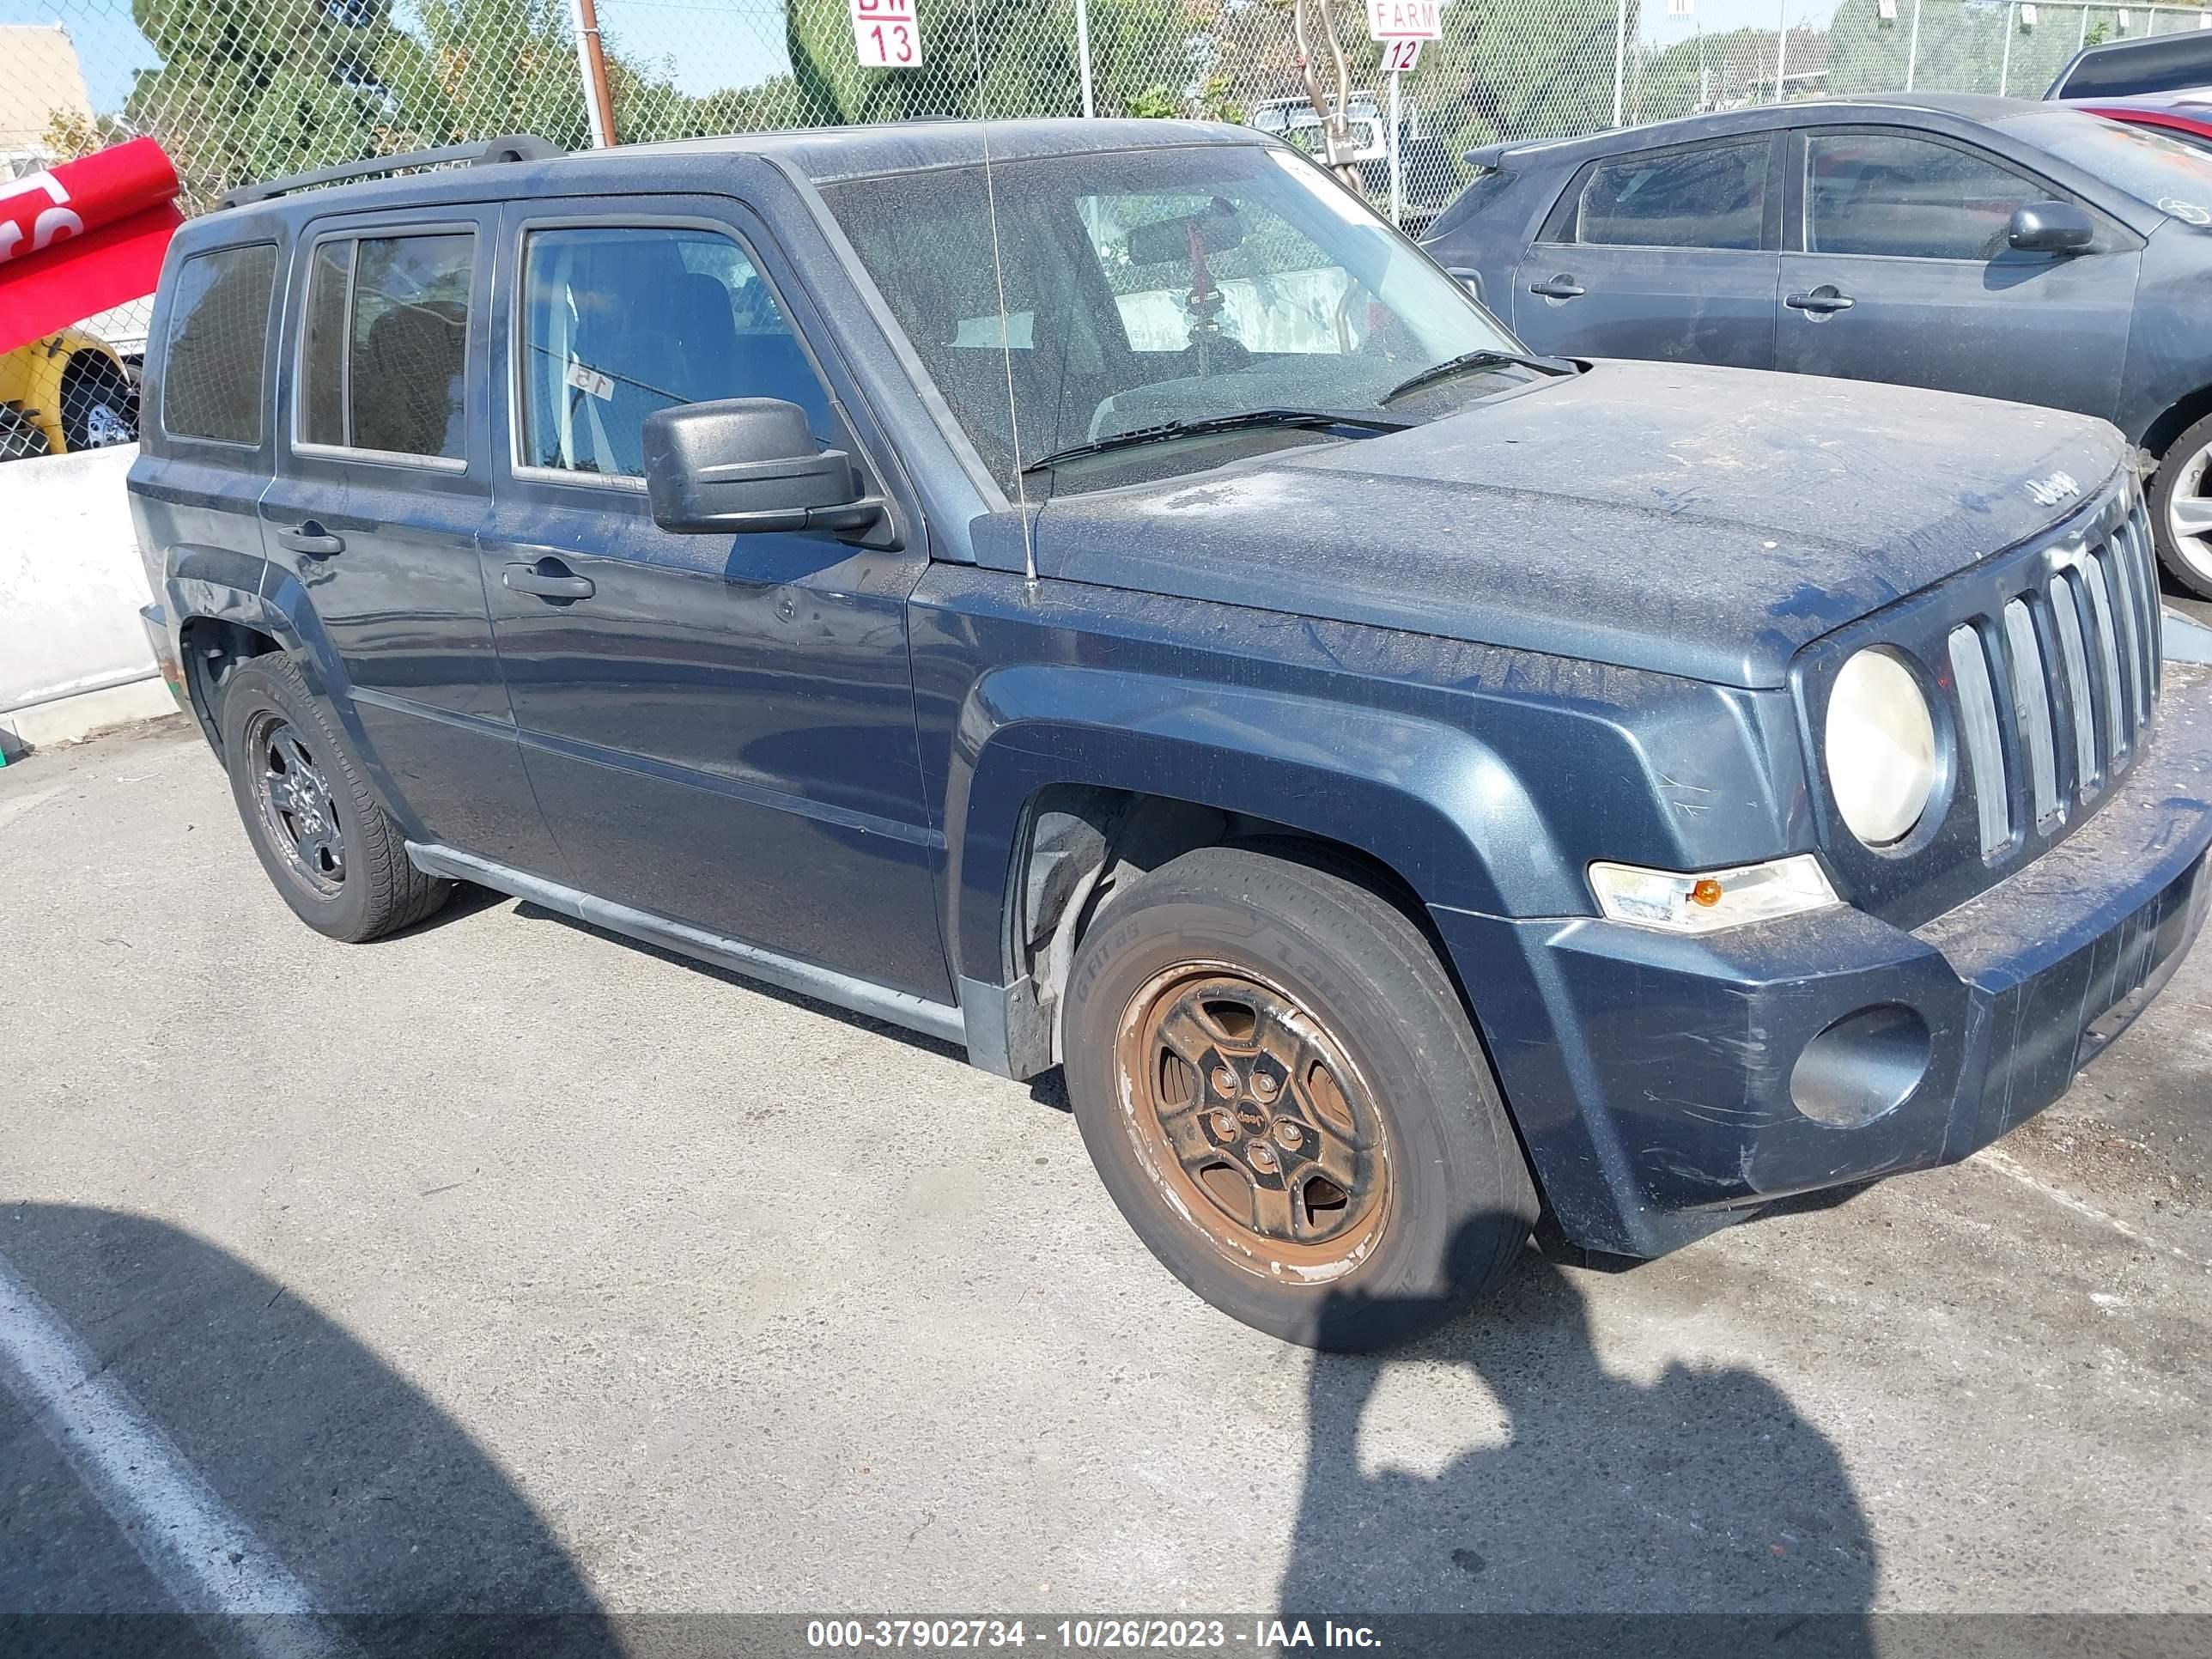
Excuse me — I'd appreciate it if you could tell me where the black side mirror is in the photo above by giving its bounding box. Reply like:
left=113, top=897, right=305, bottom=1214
left=1444, top=265, right=1485, bottom=303
left=2008, top=200, right=2096, bottom=253
left=641, top=398, right=883, bottom=536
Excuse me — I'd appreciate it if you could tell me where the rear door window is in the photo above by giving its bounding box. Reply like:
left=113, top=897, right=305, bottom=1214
left=161, top=243, right=278, bottom=446
left=1567, top=140, right=1770, bottom=251
left=514, top=224, right=835, bottom=481
left=1804, top=133, right=2045, bottom=261
left=296, top=231, right=475, bottom=462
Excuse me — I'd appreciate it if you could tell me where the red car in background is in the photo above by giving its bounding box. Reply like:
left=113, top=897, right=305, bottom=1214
left=2074, top=89, right=2212, bottom=155
left=2046, top=33, right=2212, bottom=170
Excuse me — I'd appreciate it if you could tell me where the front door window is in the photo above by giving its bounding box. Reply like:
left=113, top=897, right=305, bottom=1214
left=1804, top=133, right=2045, bottom=261
left=515, top=225, right=835, bottom=479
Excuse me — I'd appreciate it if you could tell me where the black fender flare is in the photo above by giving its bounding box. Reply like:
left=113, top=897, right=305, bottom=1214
left=162, top=551, right=422, bottom=838
left=943, top=664, right=1583, bottom=990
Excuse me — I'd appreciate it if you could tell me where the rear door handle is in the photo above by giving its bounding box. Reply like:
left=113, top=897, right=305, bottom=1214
left=277, top=523, right=344, bottom=557
left=1528, top=276, right=1585, bottom=300
left=503, top=562, right=595, bottom=602
left=1785, top=288, right=1856, bottom=314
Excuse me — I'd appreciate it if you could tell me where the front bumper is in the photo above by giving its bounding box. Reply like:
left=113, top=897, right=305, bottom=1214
left=1433, top=667, right=2212, bottom=1259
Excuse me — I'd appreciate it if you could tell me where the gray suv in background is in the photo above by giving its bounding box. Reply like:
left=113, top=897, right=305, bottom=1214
left=1420, top=94, right=2212, bottom=599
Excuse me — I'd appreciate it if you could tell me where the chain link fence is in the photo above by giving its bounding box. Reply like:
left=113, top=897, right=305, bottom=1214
left=0, top=0, right=2207, bottom=382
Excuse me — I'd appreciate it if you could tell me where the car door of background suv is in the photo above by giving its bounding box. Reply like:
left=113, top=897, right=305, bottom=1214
left=1774, top=125, right=2141, bottom=418
left=259, top=202, right=566, bottom=876
left=481, top=197, right=950, bottom=1003
left=1509, top=133, right=1783, bottom=370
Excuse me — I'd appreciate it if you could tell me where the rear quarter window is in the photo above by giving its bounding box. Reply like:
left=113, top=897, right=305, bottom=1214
left=1426, top=167, right=1516, bottom=241
left=1565, top=140, right=1769, bottom=251
left=161, top=243, right=278, bottom=447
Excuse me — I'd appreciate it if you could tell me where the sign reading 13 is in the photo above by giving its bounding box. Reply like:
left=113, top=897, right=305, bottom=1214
left=851, top=0, right=923, bottom=66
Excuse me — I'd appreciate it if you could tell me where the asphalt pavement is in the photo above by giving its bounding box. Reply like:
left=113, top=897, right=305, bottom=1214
left=0, top=704, right=2207, bottom=1651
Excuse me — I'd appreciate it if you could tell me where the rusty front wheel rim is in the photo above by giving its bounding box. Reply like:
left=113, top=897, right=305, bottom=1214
left=1115, top=962, right=1391, bottom=1284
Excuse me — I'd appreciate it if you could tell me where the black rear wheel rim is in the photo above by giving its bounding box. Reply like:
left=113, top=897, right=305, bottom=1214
left=246, top=710, right=345, bottom=899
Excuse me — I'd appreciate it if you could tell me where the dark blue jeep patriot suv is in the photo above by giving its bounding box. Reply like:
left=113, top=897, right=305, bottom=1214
left=129, top=119, right=2212, bottom=1350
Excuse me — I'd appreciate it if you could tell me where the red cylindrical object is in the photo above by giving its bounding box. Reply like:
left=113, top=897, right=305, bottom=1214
left=0, top=137, right=180, bottom=265
left=0, top=137, right=185, bottom=352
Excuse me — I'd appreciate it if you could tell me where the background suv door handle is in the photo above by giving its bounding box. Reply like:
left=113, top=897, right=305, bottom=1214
left=1786, top=287, right=1856, bottom=315
left=1528, top=276, right=1585, bottom=300
left=503, top=561, right=595, bottom=602
left=276, top=523, right=344, bottom=557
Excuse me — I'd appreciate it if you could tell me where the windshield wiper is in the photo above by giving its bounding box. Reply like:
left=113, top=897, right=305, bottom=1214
left=1019, top=407, right=1413, bottom=474
left=1382, top=348, right=1574, bottom=405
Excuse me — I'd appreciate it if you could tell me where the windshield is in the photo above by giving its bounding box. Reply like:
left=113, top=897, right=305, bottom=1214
left=2002, top=106, right=2212, bottom=222
left=819, top=143, right=1528, bottom=493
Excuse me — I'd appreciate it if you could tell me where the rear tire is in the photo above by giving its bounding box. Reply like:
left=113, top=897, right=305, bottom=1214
left=2150, top=410, right=2212, bottom=599
left=218, top=653, right=451, bottom=943
left=1060, top=846, right=1537, bottom=1352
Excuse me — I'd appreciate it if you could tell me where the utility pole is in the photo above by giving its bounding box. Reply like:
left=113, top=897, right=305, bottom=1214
left=1075, top=0, right=1097, bottom=117
left=570, top=0, right=617, bottom=148
left=1613, top=0, right=1627, bottom=125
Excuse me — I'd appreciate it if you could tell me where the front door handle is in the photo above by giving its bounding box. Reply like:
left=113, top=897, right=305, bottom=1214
left=1528, top=275, right=1586, bottom=300
left=1785, top=286, right=1856, bottom=315
left=503, top=561, right=595, bottom=602
left=277, top=523, right=344, bottom=557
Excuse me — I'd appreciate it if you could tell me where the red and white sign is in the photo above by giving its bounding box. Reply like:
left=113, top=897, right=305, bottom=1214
left=1381, top=37, right=1424, bottom=72
left=0, top=138, right=184, bottom=354
left=852, top=0, right=923, bottom=67
left=1367, top=0, right=1443, bottom=40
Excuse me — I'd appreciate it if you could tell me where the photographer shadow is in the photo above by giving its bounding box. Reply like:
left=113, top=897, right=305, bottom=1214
left=0, top=1204, right=618, bottom=1658
left=1279, top=1220, right=1877, bottom=1656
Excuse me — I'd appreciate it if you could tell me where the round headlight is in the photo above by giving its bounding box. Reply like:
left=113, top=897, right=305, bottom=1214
left=1826, top=649, right=1937, bottom=847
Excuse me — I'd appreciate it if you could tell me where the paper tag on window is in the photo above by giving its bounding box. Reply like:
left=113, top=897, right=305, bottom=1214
left=564, top=361, right=615, bottom=401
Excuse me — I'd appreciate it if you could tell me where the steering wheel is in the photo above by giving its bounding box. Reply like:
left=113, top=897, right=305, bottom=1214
left=1084, top=335, right=1257, bottom=442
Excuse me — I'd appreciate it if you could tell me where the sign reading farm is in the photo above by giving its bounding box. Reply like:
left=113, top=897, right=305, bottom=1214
left=1367, top=0, right=1443, bottom=40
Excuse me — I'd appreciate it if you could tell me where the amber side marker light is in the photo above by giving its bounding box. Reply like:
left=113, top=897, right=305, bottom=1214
left=1589, top=856, right=1840, bottom=934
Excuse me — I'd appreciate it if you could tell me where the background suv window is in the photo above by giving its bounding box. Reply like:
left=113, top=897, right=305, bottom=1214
left=161, top=243, right=277, bottom=446
left=517, top=226, right=833, bottom=480
left=1805, top=133, right=2044, bottom=261
left=1572, top=141, right=1768, bottom=251
left=297, top=232, right=474, bottom=461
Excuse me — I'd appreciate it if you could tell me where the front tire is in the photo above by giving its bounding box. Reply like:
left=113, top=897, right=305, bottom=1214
left=218, top=654, right=451, bottom=942
left=2150, top=411, right=2212, bottom=599
left=1061, top=846, right=1538, bottom=1352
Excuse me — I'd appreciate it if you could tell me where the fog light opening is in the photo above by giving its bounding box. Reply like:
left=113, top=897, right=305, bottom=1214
left=1790, top=1006, right=1931, bottom=1128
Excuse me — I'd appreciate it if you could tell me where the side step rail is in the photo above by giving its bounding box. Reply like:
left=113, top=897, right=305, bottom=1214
left=403, top=841, right=970, bottom=1048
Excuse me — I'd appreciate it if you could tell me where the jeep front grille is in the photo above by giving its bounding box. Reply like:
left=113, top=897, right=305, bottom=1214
left=1945, top=498, right=2164, bottom=860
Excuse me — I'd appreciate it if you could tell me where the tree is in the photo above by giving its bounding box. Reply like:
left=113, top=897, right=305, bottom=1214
left=128, top=0, right=392, bottom=206
left=374, top=0, right=593, bottom=151
left=784, top=0, right=1083, bottom=124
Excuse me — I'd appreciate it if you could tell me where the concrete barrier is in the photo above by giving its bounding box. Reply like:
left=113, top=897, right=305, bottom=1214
left=0, top=445, right=177, bottom=757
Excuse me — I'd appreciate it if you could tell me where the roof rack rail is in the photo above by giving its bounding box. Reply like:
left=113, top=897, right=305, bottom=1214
left=217, top=134, right=562, bottom=210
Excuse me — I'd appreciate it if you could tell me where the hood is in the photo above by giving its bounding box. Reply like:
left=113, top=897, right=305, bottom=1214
left=1030, top=360, right=2127, bottom=689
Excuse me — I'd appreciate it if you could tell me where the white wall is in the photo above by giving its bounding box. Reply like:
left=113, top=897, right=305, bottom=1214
left=0, top=445, right=177, bottom=755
